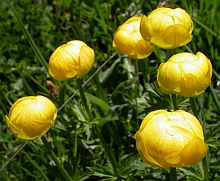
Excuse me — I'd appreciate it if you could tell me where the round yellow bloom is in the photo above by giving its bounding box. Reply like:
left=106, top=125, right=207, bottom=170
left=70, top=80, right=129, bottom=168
left=135, top=110, right=208, bottom=168
left=140, top=8, right=193, bottom=49
left=113, top=16, right=153, bottom=59
left=6, top=96, right=57, bottom=140
left=157, top=52, right=212, bottom=97
left=48, top=40, right=95, bottom=81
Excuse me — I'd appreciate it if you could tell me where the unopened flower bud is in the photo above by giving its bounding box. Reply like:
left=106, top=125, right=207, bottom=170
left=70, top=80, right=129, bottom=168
left=113, top=16, right=153, bottom=59
left=6, top=96, right=57, bottom=140
left=140, top=8, right=193, bottom=49
left=135, top=110, right=208, bottom=168
left=49, top=40, right=95, bottom=81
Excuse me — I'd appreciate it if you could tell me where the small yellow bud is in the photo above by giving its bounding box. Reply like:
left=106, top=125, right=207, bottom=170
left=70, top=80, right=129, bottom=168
left=6, top=96, right=57, bottom=140
left=157, top=52, right=212, bottom=97
left=135, top=110, right=208, bottom=168
left=48, top=40, right=95, bottom=81
left=113, top=16, right=153, bottom=59
left=140, top=8, right=193, bottom=49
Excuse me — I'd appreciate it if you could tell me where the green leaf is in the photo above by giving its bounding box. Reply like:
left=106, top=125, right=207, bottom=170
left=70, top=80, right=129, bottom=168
left=85, top=92, right=109, bottom=111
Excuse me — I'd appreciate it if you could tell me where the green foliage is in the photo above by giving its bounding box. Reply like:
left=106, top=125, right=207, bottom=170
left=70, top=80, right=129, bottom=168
left=0, top=0, right=220, bottom=180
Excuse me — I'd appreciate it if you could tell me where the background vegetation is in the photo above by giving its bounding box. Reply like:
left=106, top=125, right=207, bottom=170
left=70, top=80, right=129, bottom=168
left=0, top=0, right=220, bottom=180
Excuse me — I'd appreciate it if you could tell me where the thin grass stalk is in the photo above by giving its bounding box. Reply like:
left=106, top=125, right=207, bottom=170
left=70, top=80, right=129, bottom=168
left=0, top=141, right=28, bottom=172
left=192, top=17, right=219, bottom=39
left=189, top=97, right=209, bottom=181
left=76, top=78, right=119, bottom=179
left=24, top=152, right=50, bottom=181
left=41, top=136, right=73, bottom=181
left=6, top=0, right=48, bottom=75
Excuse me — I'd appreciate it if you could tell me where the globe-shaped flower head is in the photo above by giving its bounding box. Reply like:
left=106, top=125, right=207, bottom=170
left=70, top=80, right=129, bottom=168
left=6, top=95, right=57, bottom=140
left=49, top=40, right=95, bottom=81
left=113, top=16, right=153, bottom=59
left=135, top=110, right=208, bottom=168
left=140, top=8, right=193, bottom=49
left=157, top=52, right=212, bottom=97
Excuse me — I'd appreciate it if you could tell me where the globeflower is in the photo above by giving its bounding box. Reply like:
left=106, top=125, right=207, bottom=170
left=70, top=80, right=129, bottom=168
left=140, top=7, right=193, bottom=49
left=157, top=52, right=212, bottom=97
left=113, top=16, right=153, bottom=59
left=135, top=110, right=208, bottom=168
left=6, top=96, right=57, bottom=140
left=48, top=40, right=95, bottom=81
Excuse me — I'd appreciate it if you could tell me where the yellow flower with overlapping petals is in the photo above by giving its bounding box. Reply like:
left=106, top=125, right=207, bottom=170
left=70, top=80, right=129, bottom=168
left=157, top=52, right=212, bottom=97
left=113, top=16, right=153, bottom=59
left=6, top=96, right=57, bottom=140
left=135, top=110, right=208, bottom=168
left=140, top=8, right=193, bottom=49
left=48, top=40, right=94, bottom=81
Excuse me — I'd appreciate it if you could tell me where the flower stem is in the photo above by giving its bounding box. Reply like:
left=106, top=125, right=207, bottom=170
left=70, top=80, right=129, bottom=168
left=170, top=167, right=177, bottom=181
left=41, top=136, right=73, bottom=181
left=171, top=94, right=178, bottom=110
left=134, top=60, right=139, bottom=128
left=169, top=94, right=178, bottom=181
left=76, top=79, right=93, bottom=119
left=189, top=97, right=209, bottom=181
left=76, top=78, right=119, bottom=178
left=202, top=156, right=209, bottom=181
left=189, top=97, right=198, bottom=117
left=209, top=85, right=220, bottom=113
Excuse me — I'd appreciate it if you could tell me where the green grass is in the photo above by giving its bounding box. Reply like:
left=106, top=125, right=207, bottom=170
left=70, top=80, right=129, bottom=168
left=0, top=0, right=220, bottom=180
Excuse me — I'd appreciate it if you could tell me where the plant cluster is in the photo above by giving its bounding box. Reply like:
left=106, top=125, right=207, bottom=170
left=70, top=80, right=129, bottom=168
left=0, top=0, right=220, bottom=180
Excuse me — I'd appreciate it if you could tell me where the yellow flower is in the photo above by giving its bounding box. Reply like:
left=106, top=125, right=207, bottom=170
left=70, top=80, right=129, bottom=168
left=135, top=110, right=208, bottom=168
left=157, top=52, right=212, bottom=97
left=6, top=96, right=57, bottom=140
left=48, top=40, right=95, bottom=81
left=140, top=8, right=193, bottom=49
left=113, top=16, right=153, bottom=59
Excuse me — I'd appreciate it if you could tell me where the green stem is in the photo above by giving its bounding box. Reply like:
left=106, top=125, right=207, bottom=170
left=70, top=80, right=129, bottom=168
left=189, top=97, right=209, bottom=181
left=189, top=97, right=198, bottom=117
left=76, top=79, right=93, bottom=119
left=170, top=167, right=177, bottom=181
left=73, top=131, right=78, bottom=158
left=41, top=136, right=73, bottom=181
left=76, top=78, right=119, bottom=178
left=134, top=60, right=139, bottom=96
left=92, top=73, right=107, bottom=102
left=153, top=48, right=164, bottom=63
left=139, top=60, right=149, bottom=88
left=134, top=60, right=139, bottom=127
left=94, top=126, right=119, bottom=178
left=171, top=94, right=178, bottom=110
left=166, top=49, right=174, bottom=60
left=209, top=85, right=220, bottom=113
left=202, top=156, right=209, bottom=181
left=170, top=94, right=178, bottom=181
